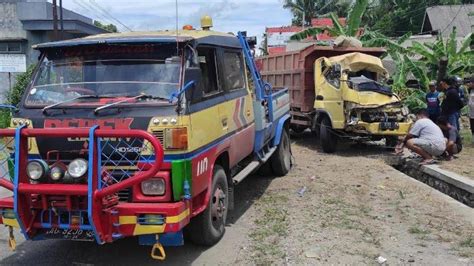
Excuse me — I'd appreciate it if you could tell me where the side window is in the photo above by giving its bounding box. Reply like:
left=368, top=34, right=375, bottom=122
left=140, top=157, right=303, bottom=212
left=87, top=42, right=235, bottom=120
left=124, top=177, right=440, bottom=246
left=197, top=47, right=221, bottom=96
left=322, top=63, right=340, bottom=89
left=222, top=51, right=245, bottom=91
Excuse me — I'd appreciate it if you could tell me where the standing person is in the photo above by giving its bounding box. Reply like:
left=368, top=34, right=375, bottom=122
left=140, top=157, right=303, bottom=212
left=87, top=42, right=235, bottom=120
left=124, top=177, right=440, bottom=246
left=440, top=77, right=463, bottom=130
left=396, top=109, right=446, bottom=165
left=426, top=80, right=441, bottom=122
left=436, top=116, right=462, bottom=160
left=467, top=77, right=474, bottom=143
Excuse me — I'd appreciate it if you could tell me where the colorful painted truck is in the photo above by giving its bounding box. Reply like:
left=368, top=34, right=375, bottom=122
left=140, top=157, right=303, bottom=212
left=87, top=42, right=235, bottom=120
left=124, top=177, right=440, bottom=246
left=0, top=18, right=291, bottom=260
left=258, top=46, right=411, bottom=153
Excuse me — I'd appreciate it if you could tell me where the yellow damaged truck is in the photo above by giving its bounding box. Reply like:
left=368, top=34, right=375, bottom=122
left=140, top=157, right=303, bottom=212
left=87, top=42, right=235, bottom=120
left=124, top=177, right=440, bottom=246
left=258, top=46, right=412, bottom=153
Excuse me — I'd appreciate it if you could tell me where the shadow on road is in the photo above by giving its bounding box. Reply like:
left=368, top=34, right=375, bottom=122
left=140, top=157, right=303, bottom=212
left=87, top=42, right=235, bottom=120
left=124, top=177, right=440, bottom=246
left=291, top=130, right=393, bottom=158
left=0, top=174, right=273, bottom=265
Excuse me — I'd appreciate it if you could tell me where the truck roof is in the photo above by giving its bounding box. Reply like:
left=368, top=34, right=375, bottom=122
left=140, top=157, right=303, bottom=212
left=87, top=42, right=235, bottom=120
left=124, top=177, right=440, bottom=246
left=328, top=52, right=387, bottom=74
left=33, top=30, right=241, bottom=50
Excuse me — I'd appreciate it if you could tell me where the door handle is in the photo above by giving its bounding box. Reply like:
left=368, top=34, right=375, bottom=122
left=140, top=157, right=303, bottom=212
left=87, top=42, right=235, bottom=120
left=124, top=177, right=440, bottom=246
left=316, top=95, right=324, bottom=100
left=221, top=117, right=228, bottom=127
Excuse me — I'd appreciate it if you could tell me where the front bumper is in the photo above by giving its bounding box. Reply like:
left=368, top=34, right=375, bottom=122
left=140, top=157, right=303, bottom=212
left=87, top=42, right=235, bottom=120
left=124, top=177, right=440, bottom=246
left=348, top=121, right=412, bottom=136
left=0, top=127, right=195, bottom=244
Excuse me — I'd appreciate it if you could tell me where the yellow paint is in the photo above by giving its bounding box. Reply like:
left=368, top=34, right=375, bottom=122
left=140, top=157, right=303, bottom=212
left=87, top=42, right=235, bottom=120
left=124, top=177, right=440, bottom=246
left=3, top=218, right=20, bottom=228
left=119, top=208, right=190, bottom=236
left=133, top=224, right=165, bottom=235
left=165, top=208, right=189, bottom=224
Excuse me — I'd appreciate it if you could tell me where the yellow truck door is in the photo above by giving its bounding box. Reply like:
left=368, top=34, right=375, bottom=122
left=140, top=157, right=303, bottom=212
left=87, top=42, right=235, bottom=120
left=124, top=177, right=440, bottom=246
left=314, top=58, right=344, bottom=129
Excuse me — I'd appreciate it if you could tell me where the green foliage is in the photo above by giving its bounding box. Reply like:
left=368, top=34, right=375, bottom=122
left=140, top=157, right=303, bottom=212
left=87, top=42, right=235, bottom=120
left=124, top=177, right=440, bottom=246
left=94, top=20, right=118, bottom=33
left=290, top=0, right=369, bottom=40
left=283, top=0, right=351, bottom=26
left=406, top=27, right=473, bottom=80
left=364, top=0, right=467, bottom=37
left=7, top=64, right=35, bottom=106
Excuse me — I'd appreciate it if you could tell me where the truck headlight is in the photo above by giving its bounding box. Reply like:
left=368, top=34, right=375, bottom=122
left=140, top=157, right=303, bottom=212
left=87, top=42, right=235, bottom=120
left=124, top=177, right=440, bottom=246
left=27, top=160, right=48, bottom=180
left=67, top=159, right=88, bottom=178
left=141, top=178, right=166, bottom=196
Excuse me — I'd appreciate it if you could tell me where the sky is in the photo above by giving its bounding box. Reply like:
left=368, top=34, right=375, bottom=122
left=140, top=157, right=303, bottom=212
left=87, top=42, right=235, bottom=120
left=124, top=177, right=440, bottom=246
left=59, top=0, right=293, bottom=40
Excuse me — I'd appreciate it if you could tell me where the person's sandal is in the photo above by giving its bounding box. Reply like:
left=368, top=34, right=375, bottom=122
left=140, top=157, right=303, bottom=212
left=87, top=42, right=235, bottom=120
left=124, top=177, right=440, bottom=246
left=420, top=159, right=437, bottom=165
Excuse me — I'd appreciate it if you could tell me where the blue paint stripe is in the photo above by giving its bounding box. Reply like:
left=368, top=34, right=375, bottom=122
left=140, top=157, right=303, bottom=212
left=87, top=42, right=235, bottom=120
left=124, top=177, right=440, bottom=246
left=87, top=126, right=102, bottom=244
left=13, top=125, right=29, bottom=239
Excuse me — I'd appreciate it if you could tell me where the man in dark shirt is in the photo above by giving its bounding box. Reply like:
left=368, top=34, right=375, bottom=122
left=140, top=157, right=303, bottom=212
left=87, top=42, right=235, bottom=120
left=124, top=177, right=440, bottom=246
left=440, top=77, right=463, bottom=130
left=437, top=116, right=462, bottom=160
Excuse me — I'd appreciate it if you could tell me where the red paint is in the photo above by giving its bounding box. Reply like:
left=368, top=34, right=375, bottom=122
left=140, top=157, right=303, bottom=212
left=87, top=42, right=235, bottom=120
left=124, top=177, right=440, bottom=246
left=44, top=118, right=133, bottom=130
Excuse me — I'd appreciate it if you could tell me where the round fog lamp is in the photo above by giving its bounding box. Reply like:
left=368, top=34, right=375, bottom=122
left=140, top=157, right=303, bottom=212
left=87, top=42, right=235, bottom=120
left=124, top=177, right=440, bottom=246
left=50, top=166, right=65, bottom=181
left=141, top=178, right=166, bottom=196
left=67, top=159, right=88, bottom=178
left=27, top=160, right=48, bottom=180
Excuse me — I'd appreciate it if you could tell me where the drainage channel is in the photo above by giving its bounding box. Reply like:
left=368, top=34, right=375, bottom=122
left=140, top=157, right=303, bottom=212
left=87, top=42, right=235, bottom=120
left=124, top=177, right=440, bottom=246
left=386, top=156, right=474, bottom=208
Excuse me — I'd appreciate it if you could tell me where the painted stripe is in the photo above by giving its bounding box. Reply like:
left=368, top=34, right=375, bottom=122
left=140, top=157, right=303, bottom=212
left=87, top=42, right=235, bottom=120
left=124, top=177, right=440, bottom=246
left=163, top=121, right=255, bottom=161
left=119, top=208, right=190, bottom=225
left=3, top=218, right=20, bottom=228
left=239, top=97, right=246, bottom=125
left=232, top=98, right=242, bottom=128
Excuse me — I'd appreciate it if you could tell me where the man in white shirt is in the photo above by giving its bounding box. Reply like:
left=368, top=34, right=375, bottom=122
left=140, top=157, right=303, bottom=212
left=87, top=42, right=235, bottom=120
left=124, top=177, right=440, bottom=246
left=396, top=109, right=446, bottom=164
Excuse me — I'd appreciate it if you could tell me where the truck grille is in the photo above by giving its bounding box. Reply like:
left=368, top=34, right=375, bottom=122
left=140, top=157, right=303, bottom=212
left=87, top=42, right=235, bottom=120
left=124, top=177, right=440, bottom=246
left=152, top=130, right=164, bottom=145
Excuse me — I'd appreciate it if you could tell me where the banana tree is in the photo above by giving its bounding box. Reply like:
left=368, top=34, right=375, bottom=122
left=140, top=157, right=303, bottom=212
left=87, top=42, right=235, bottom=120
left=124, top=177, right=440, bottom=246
left=408, top=27, right=473, bottom=80
left=290, top=0, right=369, bottom=40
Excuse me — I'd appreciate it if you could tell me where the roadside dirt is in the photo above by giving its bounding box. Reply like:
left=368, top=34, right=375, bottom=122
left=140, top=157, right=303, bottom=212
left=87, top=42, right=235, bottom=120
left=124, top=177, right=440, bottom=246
left=243, top=133, right=474, bottom=265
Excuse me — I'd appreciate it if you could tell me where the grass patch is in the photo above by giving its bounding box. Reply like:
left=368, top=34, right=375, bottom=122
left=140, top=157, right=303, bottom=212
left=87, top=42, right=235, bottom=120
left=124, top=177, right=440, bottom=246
left=249, top=193, right=289, bottom=264
left=0, top=110, right=11, bottom=129
left=460, top=129, right=472, bottom=144
left=459, top=236, right=474, bottom=248
left=409, top=226, right=431, bottom=235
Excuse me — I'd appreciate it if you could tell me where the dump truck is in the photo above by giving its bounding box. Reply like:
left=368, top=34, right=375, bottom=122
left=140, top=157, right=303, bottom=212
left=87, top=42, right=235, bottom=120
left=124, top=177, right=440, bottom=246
left=0, top=17, right=291, bottom=260
left=258, top=45, right=411, bottom=153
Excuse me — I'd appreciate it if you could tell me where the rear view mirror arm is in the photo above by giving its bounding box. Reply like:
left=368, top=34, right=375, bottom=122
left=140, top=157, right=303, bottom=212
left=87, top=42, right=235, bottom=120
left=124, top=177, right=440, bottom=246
left=169, top=80, right=196, bottom=103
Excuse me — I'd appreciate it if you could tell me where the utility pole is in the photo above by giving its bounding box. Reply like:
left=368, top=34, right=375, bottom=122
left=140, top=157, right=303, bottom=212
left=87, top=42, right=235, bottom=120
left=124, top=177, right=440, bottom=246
left=59, top=0, right=64, bottom=40
left=52, top=0, right=59, bottom=41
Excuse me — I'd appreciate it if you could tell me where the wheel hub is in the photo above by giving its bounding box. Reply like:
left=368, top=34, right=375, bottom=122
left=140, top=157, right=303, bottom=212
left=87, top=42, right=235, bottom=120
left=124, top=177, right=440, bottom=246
left=211, top=187, right=226, bottom=223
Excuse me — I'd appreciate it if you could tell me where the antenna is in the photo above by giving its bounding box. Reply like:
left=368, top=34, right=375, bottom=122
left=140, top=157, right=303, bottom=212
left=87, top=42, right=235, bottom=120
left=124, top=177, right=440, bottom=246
left=175, top=0, right=179, bottom=55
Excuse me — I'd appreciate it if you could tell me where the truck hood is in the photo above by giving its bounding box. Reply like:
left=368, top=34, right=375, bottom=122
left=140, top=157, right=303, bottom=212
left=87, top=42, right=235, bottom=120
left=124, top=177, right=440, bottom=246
left=351, top=91, right=401, bottom=108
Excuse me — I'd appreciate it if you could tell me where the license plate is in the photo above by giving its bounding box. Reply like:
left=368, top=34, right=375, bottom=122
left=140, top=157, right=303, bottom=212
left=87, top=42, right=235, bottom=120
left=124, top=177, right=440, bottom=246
left=41, top=228, right=95, bottom=241
left=380, top=122, right=399, bottom=130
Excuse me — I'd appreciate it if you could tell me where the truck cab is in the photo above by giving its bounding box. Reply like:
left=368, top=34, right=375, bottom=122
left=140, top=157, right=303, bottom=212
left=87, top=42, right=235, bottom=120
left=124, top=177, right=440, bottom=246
left=314, top=52, right=411, bottom=152
left=0, top=18, right=291, bottom=260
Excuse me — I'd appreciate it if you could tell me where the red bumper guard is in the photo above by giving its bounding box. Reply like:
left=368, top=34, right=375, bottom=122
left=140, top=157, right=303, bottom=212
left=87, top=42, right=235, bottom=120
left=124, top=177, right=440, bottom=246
left=0, top=126, right=167, bottom=244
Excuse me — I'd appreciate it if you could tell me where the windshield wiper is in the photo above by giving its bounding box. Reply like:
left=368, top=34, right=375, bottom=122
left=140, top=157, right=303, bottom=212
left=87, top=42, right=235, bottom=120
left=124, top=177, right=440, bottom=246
left=43, top=95, right=98, bottom=115
left=93, top=94, right=169, bottom=115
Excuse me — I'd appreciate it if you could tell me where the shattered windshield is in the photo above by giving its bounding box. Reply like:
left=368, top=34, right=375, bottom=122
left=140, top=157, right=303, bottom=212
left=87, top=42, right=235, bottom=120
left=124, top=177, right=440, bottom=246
left=348, top=72, right=392, bottom=96
left=26, top=45, right=181, bottom=107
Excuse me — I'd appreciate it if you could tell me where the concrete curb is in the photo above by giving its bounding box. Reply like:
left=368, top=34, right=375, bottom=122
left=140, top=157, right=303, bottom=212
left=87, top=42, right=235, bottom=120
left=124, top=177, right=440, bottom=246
left=389, top=156, right=474, bottom=207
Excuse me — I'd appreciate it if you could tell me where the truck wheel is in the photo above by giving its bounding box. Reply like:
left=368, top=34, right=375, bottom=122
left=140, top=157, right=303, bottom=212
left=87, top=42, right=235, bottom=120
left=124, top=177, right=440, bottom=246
left=187, top=165, right=228, bottom=246
left=320, top=117, right=337, bottom=153
left=270, top=129, right=291, bottom=176
left=385, top=136, right=398, bottom=149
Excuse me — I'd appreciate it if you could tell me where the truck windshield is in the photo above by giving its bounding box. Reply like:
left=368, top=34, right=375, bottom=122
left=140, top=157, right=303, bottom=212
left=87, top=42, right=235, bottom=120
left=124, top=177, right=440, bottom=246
left=26, top=45, right=181, bottom=107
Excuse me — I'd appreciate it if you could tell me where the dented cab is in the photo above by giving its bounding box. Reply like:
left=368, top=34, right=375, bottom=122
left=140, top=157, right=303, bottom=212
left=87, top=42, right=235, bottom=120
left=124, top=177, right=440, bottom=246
left=314, top=52, right=411, bottom=137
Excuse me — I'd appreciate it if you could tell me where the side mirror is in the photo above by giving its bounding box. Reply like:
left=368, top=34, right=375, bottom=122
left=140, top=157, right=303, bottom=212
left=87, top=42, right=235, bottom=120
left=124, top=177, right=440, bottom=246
left=183, top=67, right=202, bottom=101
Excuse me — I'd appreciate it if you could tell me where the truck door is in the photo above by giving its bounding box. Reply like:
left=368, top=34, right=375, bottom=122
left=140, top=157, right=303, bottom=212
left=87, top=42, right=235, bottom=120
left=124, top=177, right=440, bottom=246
left=314, top=59, right=344, bottom=129
left=217, top=49, right=255, bottom=164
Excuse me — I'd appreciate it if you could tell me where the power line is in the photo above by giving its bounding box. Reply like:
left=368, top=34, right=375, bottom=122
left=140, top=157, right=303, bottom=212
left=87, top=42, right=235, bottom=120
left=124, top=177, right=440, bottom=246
left=73, top=0, right=116, bottom=27
left=89, top=0, right=133, bottom=32
left=441, top=5, right=464, bottom=34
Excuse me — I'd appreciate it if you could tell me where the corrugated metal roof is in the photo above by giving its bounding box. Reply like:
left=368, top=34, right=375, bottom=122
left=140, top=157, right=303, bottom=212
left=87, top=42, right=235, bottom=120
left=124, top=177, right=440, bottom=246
left=423, top=4, right=474, bottom=37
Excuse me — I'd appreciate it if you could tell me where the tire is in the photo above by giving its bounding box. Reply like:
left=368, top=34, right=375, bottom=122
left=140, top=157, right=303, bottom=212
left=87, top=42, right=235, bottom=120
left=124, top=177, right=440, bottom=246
left=187, top=165, right=228, bottom=246
left=320, top=117, right=337, bottom=153
left=385, top=136, right=398, bottom=149
left=270, top=129, right=292, bottom=176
